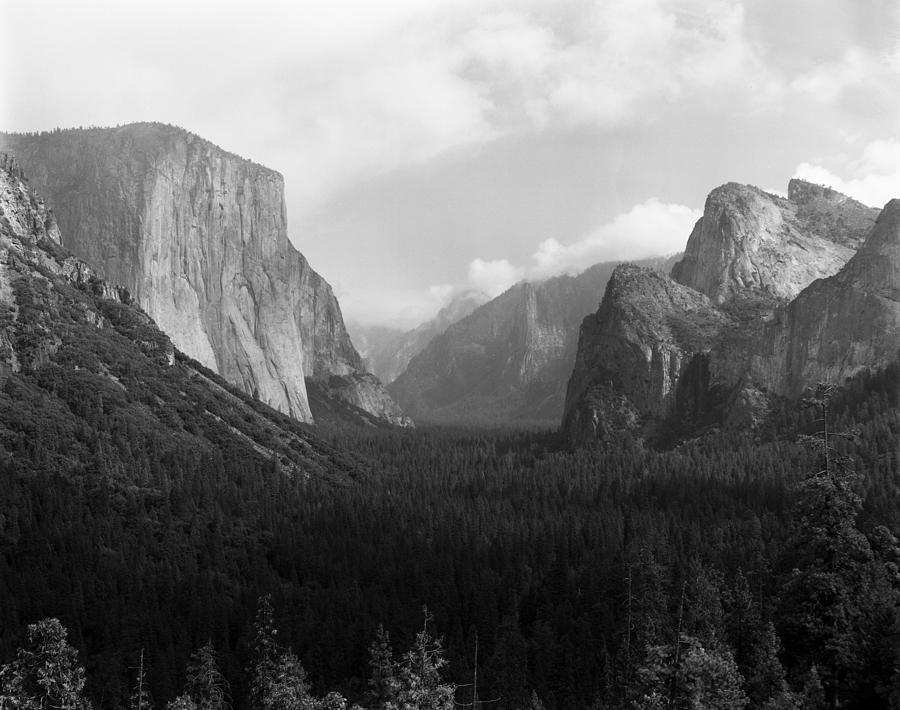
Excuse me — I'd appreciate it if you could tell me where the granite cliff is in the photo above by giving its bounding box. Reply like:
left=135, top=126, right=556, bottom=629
left=0, top=154, right=357, bottom=477
left=389, top=258, right=674, bottom=426
left=562, top=265, right=730, bottom=442
left=754, top=199, right=900, bottom=397
left=671, top=180, right=876, bottom=304
left=564, top=179, right=890, bottom=445
left=0, top=124, right=409, bottom=426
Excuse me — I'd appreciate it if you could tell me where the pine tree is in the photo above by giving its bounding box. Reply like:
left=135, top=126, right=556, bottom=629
left=267, top=650, right=313, bottom=710
left=184, top=642, right=230, bottom=710
left=779, top=383, right=900, bottom=707
left=249, top=595, right=279, bottom=710
left=367, top=626, right=397, bottom=708
left=386, top=610, right=455, bottom=710
left=632, top=634, right=748, bottom=710
left=247, top=595, right=315, bottom=710
left=0, top=618, right=88, bottom=710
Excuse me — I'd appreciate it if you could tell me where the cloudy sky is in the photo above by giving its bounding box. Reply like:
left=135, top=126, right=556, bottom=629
left=2, top=0, right=899, bottom=328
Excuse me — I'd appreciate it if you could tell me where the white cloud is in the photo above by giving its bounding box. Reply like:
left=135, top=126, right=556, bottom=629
left=344, top=198, right=699, bottom=325
left=3, top=0, right=767, bottom=214
left=788, top=44, right=900, bottom=113
left=794, top=138, right=900, bottom=208
left=529, top=200, right=701, bottom=278
left=336, top=282, right=459, bottom=331
left=790, top=48, right=870, bottom=103
left=455, top=0, right=764, bottom=130
left=467, top=258, right=524, bottom=298
left=463, top=198, right=699, bottom=297
left=271, top=0, right=768, bottom=210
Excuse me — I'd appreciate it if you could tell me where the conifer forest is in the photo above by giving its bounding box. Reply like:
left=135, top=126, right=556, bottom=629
left=1, top=358, right=899, bottom=709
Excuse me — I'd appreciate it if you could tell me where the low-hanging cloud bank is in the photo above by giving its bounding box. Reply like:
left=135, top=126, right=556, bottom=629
left=794, top=138, right=900, bottom=209
left=340, top=197, right=699, bottom=327
left=467, top=199, right=701, bottom=297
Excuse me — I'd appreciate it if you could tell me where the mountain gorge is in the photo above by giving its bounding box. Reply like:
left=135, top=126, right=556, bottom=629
left=563, top=179, right=892, bottom=444
left=0, top=124, right=409, bottom=427
left=349, top=290, right=488, bottom=385
left=388, top=257, right=675, bottom=426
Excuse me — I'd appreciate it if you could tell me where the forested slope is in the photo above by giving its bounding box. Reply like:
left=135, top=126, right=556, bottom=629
left=2, top=156, right=900, bottom=709
left=2, top=361, right=898, bottom=709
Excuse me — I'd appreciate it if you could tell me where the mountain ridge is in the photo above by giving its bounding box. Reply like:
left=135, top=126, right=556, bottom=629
left=563, top=178, right=894, bottom=445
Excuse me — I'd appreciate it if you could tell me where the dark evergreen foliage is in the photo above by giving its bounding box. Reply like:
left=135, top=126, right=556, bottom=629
left=0, top=357, right=898, bottom=709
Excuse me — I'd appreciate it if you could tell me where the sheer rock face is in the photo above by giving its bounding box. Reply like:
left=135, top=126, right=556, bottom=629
left=388, top=259, right=674, bottom=426
left=564, top=179, right=893, bottom=446
left=0, top=155, right=172, bottom=380
left=1, top=124, right=409, bottom=426
left=0, top=158, right=356, bottom=478
left=671, top=181, right=877, bottom=305
left=0, top=155, right=62, bottom=247
left=562, top=265, right=730, bottom=443
left=754, top=199, right=900, bottom=397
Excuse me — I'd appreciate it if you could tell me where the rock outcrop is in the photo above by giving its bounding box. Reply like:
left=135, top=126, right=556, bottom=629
left=564, top=179, right=892, bottom=446
left=671, top=181, right=877, bottom=304
left=0, top=124, right=409, bottom=426
left=562, top=265, right=730, bottom=442
left=754, top=199, right=900, bottom=397
left=389, top=258, right=675, bottom=426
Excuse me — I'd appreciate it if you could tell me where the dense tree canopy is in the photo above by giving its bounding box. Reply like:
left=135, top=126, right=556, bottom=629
left=0, top=361, right=898, bottom=709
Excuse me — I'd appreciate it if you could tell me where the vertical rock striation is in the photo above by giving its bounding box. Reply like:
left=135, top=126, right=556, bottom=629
left=388, top=258, right=675, bottom=426
left=1, top=123, right=409, bottom=426
left=671, top=182, right=876, bottom=304
left=562, top=265, right=730, bottom=443
left=755, top=199, right=900, bottom=396
left=563, top=178, right=892, bottom=446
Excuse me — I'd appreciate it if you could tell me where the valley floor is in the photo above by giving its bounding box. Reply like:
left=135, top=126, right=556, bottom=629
left=1, top=364, right=899, bottom=709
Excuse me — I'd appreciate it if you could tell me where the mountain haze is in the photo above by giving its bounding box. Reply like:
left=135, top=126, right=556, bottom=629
left=349, top=290, right=488, bottom=385
left=389, top=257, right=676, bottom=426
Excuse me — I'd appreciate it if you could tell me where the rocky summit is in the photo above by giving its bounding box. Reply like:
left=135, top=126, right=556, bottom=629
left=0, top=124, right=409, bottom=427
left=562, top=264, right=731, bottom=443
left=564, top=179, right=896, bottom=445
left=671, top=181, right=877, bottom=304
